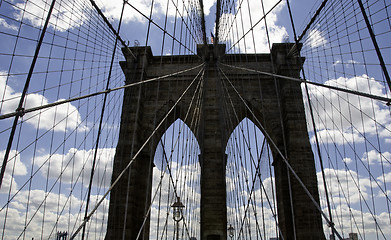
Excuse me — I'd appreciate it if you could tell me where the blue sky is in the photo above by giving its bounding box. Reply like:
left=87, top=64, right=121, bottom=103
left=0, top=0, right=390, bottom=239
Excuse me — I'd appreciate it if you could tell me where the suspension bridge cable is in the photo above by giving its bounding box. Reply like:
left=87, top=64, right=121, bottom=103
left=0, top=64, right=204, bottom=120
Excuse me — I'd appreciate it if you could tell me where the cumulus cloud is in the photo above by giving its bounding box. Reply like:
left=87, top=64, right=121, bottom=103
left=218, top=0, right=288, bottom=53
left=362, top=149, right=391, bottom=166
left=34, top=147, right=115, bottom=187
left=0, top=150, right=27, bottom=194
left=0, top=72, right=88, bottom=132
left=317, top=168, right=372, bottom=205
left=311, top=129, right=364, bottom=145
left=318, top=169, right=391, bottom=238
left=323, top=203, right=391, bottom=238
left=306, top=74, right=391, bottom=144
left=378, top=172, right=391, bottom=183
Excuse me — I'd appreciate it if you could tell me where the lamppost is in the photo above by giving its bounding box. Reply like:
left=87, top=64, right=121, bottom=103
left=228, top=224, right=234, bottom=240
left=171, top=197, right=185, bottom=240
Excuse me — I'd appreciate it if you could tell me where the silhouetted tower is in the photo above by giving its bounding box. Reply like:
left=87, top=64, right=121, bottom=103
left=105, top=43, right=325, bottom=240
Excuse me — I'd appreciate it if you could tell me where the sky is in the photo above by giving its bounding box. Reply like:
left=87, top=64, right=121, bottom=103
left=0, top=0, right=390, bottom=239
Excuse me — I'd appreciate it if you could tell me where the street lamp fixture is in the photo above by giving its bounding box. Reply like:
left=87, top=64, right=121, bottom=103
left=228, top=224, right=234, bottom=240
left=171, top=197, right=185, bottom=240
left=171, top=196, right=185, bottom=222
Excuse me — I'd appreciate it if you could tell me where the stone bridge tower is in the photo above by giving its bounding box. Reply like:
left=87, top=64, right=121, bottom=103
left=105, top=43, right=325, bottom=240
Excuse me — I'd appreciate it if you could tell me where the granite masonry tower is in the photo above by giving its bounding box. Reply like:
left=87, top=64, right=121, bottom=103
left=105, top=43, right=325, bottom=240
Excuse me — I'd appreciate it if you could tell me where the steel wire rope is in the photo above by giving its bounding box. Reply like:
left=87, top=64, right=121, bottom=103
left=223, top=0, right=282, bottom=234
left=352, top=0, right=391, bottom=230
left=329, top=1, right=375, bottom=236
left=0, top=87, right=115, bottom=214
left=0, top=0, right=125, bottom=236
left=312, top=129, right=381, bottom=240
left=123, top=0, right=200, bottom=56
left=218, top=66, right=266, bottom=239
left=224, top=0, right=283, bottom=53
left=217, top=68, right=242, bottom=240
left=0, top=0, right=125, bottom=63
left=23, top=0, right=71, bottom=237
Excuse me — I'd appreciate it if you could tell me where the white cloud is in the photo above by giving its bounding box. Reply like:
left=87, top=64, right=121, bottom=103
left=377, top=172, right=391, bottom=183
left=307, top=28, right=327, bottom=49
left=318, top=168, right=372, bottom=204
left=219, top=0, right=288, bottom=53
left=318, top=169, right=391, bottom=238
left=34, top=147, right=115, bottom=187
left=324, top=203, right=391, bottom=238
left=0, top=72, right=88, bottom=132
left=311, top=129, right=364, bottom=145
left=362, top=150, right=391, bottom=166
left=333, top=59, right=359, bottom=67
left=0, top=18, right=18, bottom=31
left=15, top=0, right=90, bottom=31
left=0, top=150, right=27, bottom=194
left=306, top=74, right=391, bottom=143
left=343, top=157, right=352, bottom=164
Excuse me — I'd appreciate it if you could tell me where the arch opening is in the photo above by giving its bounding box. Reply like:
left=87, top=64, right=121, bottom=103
left=150, top=119, right=201, bottom=240
left=225, top=117, right=279, bottom=240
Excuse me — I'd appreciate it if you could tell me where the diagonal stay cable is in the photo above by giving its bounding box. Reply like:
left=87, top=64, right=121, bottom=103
left=218, top=65, right=344, bottom=240
left=220, top=63, right=391, bottom=104
left=69, top=65, right=205, bottom=239
left=0, top=63, right=204, bottom=120
left=297, top=0, right=330, bottom=43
